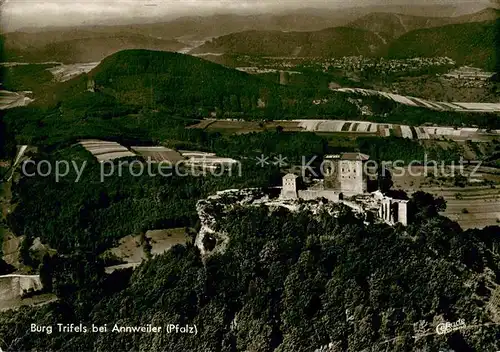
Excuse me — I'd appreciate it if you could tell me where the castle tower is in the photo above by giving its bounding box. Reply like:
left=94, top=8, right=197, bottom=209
left=324, top=153, right=369, bottom=195
left=281, top=173, right=298, bottom=199
left=338, top=153, right=369, bottom=195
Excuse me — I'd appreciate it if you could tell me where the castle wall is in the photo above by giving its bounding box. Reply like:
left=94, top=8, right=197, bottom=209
left=298, top=190, right=341, bottom=202
left=281, top=190, right=298, bottom=199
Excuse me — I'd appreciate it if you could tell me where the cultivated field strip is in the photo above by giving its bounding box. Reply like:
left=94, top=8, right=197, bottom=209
left=191, top=119, right=499, bottom=141
left=413, top=187, right=500, bottom=229
left=131, top=146, right=186, bottom=163
left=0, top=91, right=34, bottom=110
left=79, top=140, right=136, bottom=162
left=47, top=62, right=100, bottom=82
left=295, top=120, right=499, bottom=140
left=336, top=88, right=500, bottom=113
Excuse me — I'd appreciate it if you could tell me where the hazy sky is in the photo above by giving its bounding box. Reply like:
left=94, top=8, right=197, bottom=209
left=1, top=0, right=493, bottom=31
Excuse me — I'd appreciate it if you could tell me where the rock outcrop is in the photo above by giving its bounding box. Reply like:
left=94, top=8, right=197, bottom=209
left=194, top=188, right=364, bottom=257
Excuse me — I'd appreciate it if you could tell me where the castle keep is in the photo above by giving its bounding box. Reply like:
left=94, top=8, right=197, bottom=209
left=280, top=153, right=409, bottom=226
left=323, top=153, right=369, bottom=194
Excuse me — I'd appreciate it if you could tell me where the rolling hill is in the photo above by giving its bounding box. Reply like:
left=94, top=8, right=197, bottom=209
left=0, top=13, right=360, bottom=63
left=1, top=11, right=360, bottom=52
left=56, top=49, right=288, bottom=111
left=347, top=8, right=500, bottom=40
left=387, top=20, right=499, bottom=71
left=190, top=27, right=386, bottom=57
left=347, top=13, right=443, bottom=41
left=128, top=13, right=352, bottom=40
left=3, top=29, right=122, bottom=50
left=191, top=8, right=499, bottom=59
left=2, top=34, right=185, bottom=63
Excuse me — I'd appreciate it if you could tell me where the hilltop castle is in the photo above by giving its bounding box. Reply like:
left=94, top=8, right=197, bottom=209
left=281, top=153, right=369, bottom=200
left=280, top=153, right=409, bottom=226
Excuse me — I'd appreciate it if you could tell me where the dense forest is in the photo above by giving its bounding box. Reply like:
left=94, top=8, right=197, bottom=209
left=0, top=63, right=56, bottom=95
left=1, top=194, right=499, bottom=351
left=6, top=145, right=282, bottom=254
left=191, top=27, right=386, bottom=57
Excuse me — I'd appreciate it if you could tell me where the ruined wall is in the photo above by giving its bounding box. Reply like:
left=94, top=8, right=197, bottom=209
left=379, top=197, right=409, bottom=226
left=324, top=164, right=341, bottom=190
left=397, top=201, right=409, bottom=226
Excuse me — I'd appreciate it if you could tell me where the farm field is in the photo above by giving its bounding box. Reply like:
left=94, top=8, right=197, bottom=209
left=420, top=187, right=500, bottom=229
left=79, top=140, right=136, bottom=162
left=444, top=198, right=500, bottom=229
left=391, top=166, right=500, bottom=229
left=335, top=88, right=500, bottom=113
left=188, top=119, right=303, bottom=133
left=47, top=62, right=100, bottom=82
left=131, top=146, right=185, bottom=163
left=189, top=119, right=500, bottom=142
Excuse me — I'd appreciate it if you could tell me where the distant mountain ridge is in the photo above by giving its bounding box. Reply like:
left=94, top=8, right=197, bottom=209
left=190, top=27, right=386, bottom=57
left=11, top=3, right=484, bottom=34
left=347, top=7, right=500, bottom=40
left=190, top=10, right=499, bottom=70
left=2, top=7, right=498, bottom=67
left=2, top=34, right=185, bottom=63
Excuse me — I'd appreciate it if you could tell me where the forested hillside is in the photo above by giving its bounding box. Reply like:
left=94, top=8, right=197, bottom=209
left=387, top=20, right=499, bottom=71
left=191, top=27, right=386, bottom=57
left=88, top=49, right=283, bottom=109
left=347, top=12, right=445, bottom=40
left=2, top=35, right=185, bottom=64
left=189, top=15, right=499, bottom=72
left=0, top=63, right=56, bottom=94
left=9, top=49, right=359, bottom=128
